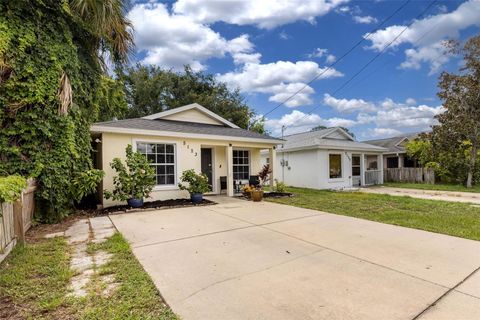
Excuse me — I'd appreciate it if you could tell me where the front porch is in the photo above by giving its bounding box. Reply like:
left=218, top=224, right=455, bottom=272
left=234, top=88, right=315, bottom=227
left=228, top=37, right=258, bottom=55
left=352, top=153, right=384, bottom=187
left=199, top=144, right=276, bottom=197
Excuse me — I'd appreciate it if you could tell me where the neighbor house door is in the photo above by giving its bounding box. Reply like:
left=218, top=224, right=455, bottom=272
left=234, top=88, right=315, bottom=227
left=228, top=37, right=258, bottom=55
left=352, top=155, right=361, bottom=186
left=201, top=148, right=213, bottom=190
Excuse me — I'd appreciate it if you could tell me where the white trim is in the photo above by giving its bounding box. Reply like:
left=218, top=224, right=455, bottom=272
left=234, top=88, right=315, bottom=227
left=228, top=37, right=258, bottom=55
left=91, top=125, right=280, bottom=145
left=323, top=127, right=355, bottom=141
left=232, top=149, right=251, bottom=181
left=141, top=103, right=240, bottom=128
left=277, top=145, right=386, bottom=153
left=132, top=138, right=180, bottom=191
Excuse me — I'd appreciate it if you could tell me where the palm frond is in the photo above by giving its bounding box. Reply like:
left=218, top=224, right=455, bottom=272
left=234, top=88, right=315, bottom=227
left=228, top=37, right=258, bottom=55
left=58, top=71, right=72, bottom=115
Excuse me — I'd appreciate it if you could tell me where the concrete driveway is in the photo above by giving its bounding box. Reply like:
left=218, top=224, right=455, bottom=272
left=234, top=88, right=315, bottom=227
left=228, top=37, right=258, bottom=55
left=110, top=197, right=480, bottom=320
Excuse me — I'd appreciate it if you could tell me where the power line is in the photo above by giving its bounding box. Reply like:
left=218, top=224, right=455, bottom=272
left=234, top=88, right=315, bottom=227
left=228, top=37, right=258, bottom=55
left=286, top=0, right=438, bottom=133
left=261, top=0, right=412, bottom=118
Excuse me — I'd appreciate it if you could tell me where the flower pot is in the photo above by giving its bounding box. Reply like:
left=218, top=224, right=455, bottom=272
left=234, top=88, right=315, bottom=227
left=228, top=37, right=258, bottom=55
left=191, top=193, right=203, bottom=204
left=127, top=198, right=144, bottom=208
left=251, top=190, right=263, bottom=202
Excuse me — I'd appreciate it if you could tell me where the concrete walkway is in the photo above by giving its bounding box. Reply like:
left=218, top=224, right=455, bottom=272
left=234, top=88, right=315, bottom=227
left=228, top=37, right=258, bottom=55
left=110, top=196, right=480, bottom=320
left=360, top=186, right=480, bottom=205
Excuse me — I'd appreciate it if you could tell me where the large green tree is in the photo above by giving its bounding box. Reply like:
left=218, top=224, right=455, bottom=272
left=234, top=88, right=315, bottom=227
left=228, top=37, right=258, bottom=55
left=0, top=0, right=133, bottom=221
left=433, top=35, right=480, bottom=187
left=117, top=65, right=264, bottom=132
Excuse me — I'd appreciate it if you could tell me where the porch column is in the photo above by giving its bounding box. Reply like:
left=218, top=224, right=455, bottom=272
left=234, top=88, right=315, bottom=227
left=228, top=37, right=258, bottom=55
left=360, top=153, right=365, bottom=186
left=378, top=154, right=384, bottom=184
left=226, top=145, right=234, bottom=196
left=269, top=147, right=276, bottom=188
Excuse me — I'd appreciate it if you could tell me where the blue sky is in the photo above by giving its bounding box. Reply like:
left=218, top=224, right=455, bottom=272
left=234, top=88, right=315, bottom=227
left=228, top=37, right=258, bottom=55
left=127, top=0, right=480, bottom=139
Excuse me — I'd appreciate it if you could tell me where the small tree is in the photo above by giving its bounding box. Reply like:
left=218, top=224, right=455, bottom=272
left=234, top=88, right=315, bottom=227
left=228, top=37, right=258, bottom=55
left=178, top=169, right=210, bottom=195
left=434, top=36, right=480, bottom=187
left=104, top=145, right=155, bottom=201
left=258, top=164, right=272, bottom=187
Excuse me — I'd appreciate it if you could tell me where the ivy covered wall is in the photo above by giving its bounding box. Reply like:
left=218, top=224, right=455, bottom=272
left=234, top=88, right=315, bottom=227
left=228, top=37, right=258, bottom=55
left=0, top=0, right=103, bottom=221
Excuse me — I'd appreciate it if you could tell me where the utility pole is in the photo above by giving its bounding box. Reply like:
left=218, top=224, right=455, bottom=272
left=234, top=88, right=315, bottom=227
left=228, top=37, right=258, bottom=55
left=281, top=125, right=286, bottom=182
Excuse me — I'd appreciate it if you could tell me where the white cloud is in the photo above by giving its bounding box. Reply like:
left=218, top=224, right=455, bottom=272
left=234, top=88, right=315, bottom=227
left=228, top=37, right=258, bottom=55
left=128, top=3, right=256, bottom=70
left=173, top=0, right=349, bottom=29
left=323, top=93, right=377, bottom=113
left=218, top=61, right=343, bottom=107
left=406, top=98, right=417, bottom=105
left=265, top=110, right=355, bottom=136
left=308, top=48, right=337, bottom=64
left=279, top=31, right=290, bottom=40
left=365, top=0, right=480, bottom=72
left=353, top=15, right=378, bottom=24
left=367, top=128, right=403, bottom=138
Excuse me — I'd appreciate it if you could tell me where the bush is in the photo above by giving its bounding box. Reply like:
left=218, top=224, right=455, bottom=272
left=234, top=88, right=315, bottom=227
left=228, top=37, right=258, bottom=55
left=104, top=145, right=156, bottom=202
left=71, top=169, right=105, bottom=202
left=274, top=179, right=286, bottom=193
left=178, top=170, right=210, bottom=194
left=0, top=175, right=27, bottom=203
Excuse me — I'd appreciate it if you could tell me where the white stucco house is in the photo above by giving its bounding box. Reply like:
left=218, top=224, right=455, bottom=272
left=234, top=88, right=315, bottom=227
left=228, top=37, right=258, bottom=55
left=261, top=127, right=387, bottom=190
left=91, top=103, right=281, bottom=207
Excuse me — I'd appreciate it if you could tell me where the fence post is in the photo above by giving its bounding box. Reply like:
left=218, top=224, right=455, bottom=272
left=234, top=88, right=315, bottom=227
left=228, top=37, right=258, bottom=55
left=13, top=199, right=25, bottom=245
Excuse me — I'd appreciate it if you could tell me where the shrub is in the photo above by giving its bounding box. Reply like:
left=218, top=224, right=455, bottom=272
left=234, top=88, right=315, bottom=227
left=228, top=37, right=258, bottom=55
left=274, top=179, right=286, bottom=193
left=178, top=169, right=210, bottom=194
left=104, top=145, right=156, bottom=202
left=0, top=175, right=27, bottom=203
left=71, top=169, right=105, bottom=202
left=258, top=164, right=272, bottom=187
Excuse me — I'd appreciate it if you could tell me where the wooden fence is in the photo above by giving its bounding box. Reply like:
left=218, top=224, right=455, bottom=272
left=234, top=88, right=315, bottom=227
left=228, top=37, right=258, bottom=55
left=384, top=168, right=435, bottom=184
left=0, top=179, right=36, bottom=263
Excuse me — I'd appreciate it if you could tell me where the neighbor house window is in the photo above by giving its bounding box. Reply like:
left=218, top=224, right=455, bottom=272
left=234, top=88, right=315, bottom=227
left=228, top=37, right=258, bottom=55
left=233, top=150, right=249, bottom=180
left=137, top=142, right=176, bottom=186
left=329, top=154, right=342, bottom=179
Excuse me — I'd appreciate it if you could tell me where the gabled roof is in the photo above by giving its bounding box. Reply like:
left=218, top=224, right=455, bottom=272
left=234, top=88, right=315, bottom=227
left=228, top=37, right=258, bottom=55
left=363, top=133, right=421, bottom=154
left=91, top=118, right=281, bottom=144
left=142, top=103, right=239, bottom=128
left=278, top=127, right=386, bottom=153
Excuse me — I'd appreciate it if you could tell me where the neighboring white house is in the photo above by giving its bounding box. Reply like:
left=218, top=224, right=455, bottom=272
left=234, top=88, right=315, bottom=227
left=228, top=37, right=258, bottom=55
left=261, top=127, right=387, bottom=190
left=91, top=103, right=281, bottom=207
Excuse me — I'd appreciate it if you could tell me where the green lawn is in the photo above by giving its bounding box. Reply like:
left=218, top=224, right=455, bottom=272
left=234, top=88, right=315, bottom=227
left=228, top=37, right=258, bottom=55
left=383, top=182, right=480, bottom=193
left=267, top=187, right=480, bottom=241
left=0, top=233, right=177, bottom=320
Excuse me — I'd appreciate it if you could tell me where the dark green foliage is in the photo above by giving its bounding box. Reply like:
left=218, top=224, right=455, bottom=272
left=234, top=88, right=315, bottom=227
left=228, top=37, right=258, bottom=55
left=104, top=145, right=156, bottom=201
left=120, top=65, right=263, bottom=131
left=178, top=169, right=210, bottom=194
left=0, top=1, right=117, bottom=221
left=0, top=175, right=27, bottom=203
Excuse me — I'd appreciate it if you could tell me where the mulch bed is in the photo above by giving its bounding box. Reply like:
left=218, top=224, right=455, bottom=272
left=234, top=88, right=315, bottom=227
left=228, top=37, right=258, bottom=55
left=99, top=198, right=216, bottom=215
left=263, top=192, right=293, bottom=198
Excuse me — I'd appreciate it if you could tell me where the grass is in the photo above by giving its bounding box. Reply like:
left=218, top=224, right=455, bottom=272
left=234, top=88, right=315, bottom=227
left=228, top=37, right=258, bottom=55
left=267, top=187, right=480, bottom=241
left=0, top=232, right=177, bottom=320
left=383, top=182, right=480, bottom=193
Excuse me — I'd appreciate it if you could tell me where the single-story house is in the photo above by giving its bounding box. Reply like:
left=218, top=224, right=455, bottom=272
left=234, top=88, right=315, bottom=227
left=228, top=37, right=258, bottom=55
left=91, top=103, right=281, bottom=207
left=261, top=127, right=387, bottom=189
left=363, top=133, right=421, bottom=169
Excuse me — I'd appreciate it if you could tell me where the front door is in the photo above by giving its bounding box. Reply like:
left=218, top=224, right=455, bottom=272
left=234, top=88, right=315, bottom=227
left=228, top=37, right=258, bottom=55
left=352, top=155, right=361, bottom=186
left=201, top=148, right=213, bottom=190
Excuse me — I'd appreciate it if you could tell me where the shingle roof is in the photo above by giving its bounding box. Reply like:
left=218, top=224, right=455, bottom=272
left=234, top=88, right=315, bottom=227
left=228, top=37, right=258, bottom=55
left=92, top=118, right=281, bottom=141
left=279, top=128, right=386, bottom=152
left=363, top=133, right=421, bottom=153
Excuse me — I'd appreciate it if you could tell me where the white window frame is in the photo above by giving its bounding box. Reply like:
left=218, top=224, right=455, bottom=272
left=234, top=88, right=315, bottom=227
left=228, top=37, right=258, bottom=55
left=352, top=155, right=361, bottom=177
left=328, top=153, right=343, bottom=180
left=132, top=138, right=179, bottom=191
left=233, top=149, right=250, bottom=181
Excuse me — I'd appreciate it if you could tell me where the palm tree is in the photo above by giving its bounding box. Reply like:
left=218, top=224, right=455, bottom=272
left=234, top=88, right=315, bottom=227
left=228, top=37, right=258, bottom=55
left=56, top=0, right=134, bottom=114
left=69, top=0, right=134, bottom=65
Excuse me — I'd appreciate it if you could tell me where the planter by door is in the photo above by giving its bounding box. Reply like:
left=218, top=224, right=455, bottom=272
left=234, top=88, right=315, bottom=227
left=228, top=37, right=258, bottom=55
left=251, top=190, right=263, bottom=202
left=191, top=193, right=203, bottom=204
left=127, top=198, right=144, bottom=208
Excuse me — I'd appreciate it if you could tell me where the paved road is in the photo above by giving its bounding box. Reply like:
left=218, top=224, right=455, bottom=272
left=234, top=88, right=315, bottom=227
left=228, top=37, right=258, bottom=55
left=110, top=196, right=480, bottom=320
left=360, top=186, right=480, bottom=205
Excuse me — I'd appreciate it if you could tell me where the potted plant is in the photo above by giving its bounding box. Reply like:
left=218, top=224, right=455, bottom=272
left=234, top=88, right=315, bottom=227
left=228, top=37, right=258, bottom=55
left=178, top=169, right=210, bottom=204
left=242, top=185, right=254, bottom=198
left=104, top=145, right=156, bottom=208
left=251, top=164, right=272, bottom=202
